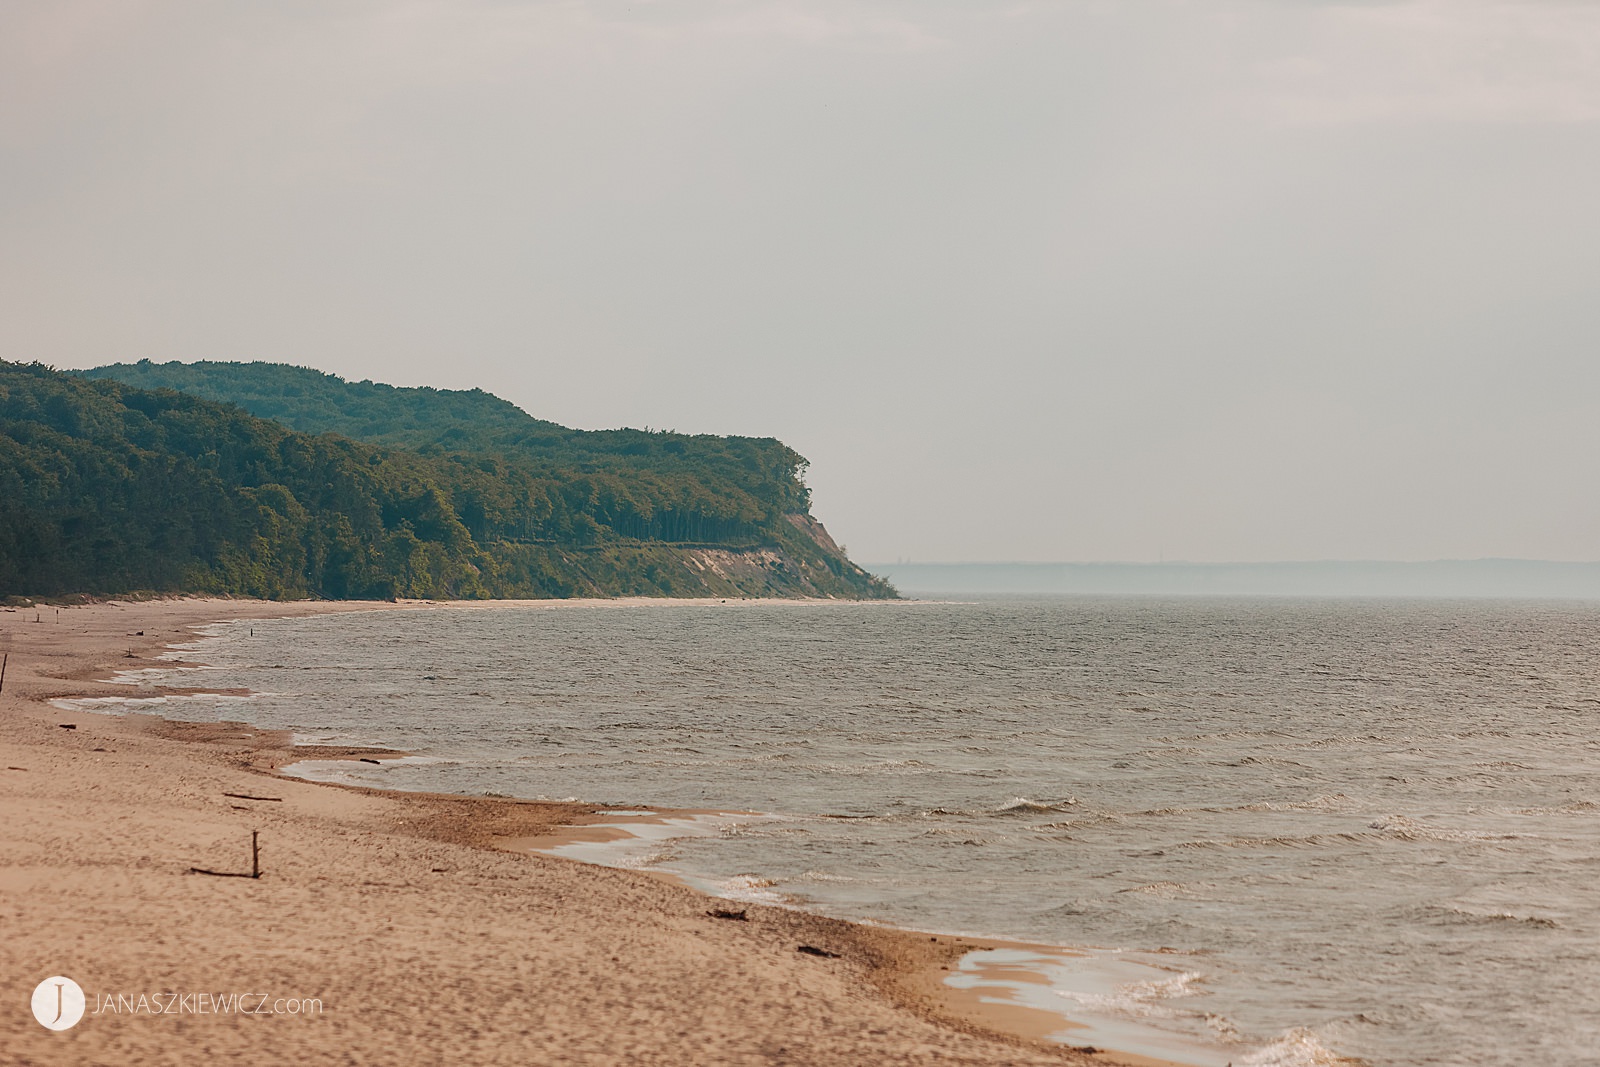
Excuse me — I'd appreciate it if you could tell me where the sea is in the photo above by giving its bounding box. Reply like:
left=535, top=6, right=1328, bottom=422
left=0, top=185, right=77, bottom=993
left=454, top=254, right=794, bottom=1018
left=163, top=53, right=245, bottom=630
left=64, top=596, right=1600, bottom=1067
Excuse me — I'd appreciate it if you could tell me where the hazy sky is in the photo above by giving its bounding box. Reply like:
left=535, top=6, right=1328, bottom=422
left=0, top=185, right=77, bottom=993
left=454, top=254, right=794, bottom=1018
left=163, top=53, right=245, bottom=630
left=5, top=1, right=1600, bottom=562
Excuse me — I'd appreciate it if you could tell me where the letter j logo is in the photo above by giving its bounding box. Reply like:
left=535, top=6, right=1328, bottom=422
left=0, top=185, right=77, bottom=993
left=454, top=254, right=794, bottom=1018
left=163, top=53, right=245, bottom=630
left=31, top=976, right=86, bottom=1030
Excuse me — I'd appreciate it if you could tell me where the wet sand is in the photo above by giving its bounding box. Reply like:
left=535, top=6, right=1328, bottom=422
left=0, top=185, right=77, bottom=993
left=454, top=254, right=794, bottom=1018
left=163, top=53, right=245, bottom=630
left=0, top=597, right=1172, bottom=1065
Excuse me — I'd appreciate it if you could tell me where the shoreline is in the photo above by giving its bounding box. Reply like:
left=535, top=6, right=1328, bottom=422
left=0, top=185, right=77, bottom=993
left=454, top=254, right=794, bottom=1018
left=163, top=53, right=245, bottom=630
left=1, top=596, right=1190, bottom=1065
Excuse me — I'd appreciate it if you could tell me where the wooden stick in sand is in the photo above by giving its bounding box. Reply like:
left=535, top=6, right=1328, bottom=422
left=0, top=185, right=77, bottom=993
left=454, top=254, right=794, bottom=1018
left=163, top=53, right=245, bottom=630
left=191, top=831, right=263, bottom=879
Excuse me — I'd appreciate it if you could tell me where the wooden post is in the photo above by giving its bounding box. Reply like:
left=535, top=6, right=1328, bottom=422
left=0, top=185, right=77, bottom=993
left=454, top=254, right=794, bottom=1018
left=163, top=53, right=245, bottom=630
left=251, top=831, right=260, bottom=879
left=0, top=652, right=8, bottom=695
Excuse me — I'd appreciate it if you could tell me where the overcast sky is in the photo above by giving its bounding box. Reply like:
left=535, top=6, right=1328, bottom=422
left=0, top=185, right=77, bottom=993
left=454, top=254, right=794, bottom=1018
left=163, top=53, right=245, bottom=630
left=5, top=1, right=1599, bottom=562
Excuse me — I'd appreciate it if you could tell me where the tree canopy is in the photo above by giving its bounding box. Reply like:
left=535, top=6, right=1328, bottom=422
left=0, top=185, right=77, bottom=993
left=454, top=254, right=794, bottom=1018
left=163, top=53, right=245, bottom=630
left=2, top=361, right=895, bottom=601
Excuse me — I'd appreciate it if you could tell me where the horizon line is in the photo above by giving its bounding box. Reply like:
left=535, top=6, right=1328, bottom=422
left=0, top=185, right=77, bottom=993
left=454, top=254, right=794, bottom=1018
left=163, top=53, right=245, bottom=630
left=863, top=558, right=1600, bottom=567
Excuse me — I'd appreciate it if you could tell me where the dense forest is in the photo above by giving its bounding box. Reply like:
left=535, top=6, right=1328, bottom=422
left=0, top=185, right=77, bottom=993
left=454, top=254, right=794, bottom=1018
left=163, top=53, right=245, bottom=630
left=0, top=361, right=895, bottom=601
left=84, top=360, right=812, bottom=533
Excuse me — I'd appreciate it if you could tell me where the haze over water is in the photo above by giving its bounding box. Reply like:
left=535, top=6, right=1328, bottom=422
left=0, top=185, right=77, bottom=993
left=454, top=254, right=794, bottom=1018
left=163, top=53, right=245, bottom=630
left=107, top=598, right=1600, bottom=1066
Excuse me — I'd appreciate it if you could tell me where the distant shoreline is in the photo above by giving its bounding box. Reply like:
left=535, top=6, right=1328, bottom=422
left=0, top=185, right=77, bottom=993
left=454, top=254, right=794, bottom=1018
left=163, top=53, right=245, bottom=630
left=866, top=559, right=1600, bottom=598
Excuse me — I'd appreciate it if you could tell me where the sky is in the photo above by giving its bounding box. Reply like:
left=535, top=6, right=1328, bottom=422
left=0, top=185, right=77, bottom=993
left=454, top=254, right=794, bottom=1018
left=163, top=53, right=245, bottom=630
left=4, top=0, right=1600, bottom=563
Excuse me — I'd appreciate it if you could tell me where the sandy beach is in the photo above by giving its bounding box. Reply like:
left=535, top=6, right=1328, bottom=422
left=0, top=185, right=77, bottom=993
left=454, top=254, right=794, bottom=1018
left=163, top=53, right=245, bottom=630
left=0, top=597, right=1168, bottom=1066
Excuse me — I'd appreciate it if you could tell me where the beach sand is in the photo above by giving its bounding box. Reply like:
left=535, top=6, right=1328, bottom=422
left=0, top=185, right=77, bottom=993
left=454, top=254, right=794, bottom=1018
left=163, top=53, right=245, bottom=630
left=0, top=597, right=1168, bottom=1066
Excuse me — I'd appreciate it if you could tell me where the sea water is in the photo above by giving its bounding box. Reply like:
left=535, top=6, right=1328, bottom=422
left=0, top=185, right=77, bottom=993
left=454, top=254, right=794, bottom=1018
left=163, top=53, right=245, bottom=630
left=76, top=597, right=1600, bottom=1066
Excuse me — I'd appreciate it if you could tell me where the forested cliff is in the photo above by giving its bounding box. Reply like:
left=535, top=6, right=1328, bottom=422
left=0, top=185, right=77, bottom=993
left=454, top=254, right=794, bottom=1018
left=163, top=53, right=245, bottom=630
left=0, top=361, right=895, bottom=601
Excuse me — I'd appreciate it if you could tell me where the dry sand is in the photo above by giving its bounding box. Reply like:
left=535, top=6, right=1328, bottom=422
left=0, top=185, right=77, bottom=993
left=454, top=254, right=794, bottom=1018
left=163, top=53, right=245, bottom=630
left=0, top=597, right=1167, bottom=1066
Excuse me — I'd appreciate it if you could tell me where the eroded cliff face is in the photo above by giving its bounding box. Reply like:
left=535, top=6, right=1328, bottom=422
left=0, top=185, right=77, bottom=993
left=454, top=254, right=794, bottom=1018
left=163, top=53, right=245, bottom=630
left=785, top=513, right=845, bottom=556
left=681, top=534, right=893, bottom=599
left=491, top=515, right=895, bottom=600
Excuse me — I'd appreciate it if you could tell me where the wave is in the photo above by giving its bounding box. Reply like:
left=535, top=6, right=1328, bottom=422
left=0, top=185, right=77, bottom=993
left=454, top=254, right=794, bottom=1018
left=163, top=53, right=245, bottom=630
left=1237, top=1027, right=1363, bottom=1067
left=716, top=822, right=809, bottom=839
left=1222, top=755, right=1310, bottom=768
left=1054, top=969, right=1205, bottom=1019
left=1508, top=800, right=1600, bottom=815
left=1412, top=904, right=1560, bottom=929
left=711, top=874, right=788, bottom=905
left=1236, top=794, right=1359, bottom=813
left=1115, top=881, right=1213, bottom=899
left=1163, top=814, right=1529, bottom=852
left=901, top=798, right=1091, bottom=820
left=1289, top=734, right=1389, bottom=749
left=1365, top=814, right=1526, bottom=843
left=915, top=827, right=993, bottom=842
left=1171, top=833, right=1374, bottom=851
left=1126, top=795, right=1357, bottom=817
left=996, top=796, right=1077, bottom=815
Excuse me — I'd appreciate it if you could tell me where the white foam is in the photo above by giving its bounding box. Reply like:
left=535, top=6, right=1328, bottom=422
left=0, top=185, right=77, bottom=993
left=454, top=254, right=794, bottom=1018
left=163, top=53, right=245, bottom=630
left=705, top=873, right=788, bottom=905
left=50, top=693, right=251, bottom=714
left=1057, top=968, right=1206, bottom=1017
left=537, top=812, right=736, bottom=870
left=947, top=948, right=1235, bottom=1066
left=1236, top=1027, right=1352, bottom=1067
left=517, top=811, right=792, bottom=897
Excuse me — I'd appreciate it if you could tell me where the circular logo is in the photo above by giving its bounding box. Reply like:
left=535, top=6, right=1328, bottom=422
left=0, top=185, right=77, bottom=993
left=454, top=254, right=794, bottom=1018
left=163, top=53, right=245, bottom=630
left=31, top=976, right=86, bottom=1031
